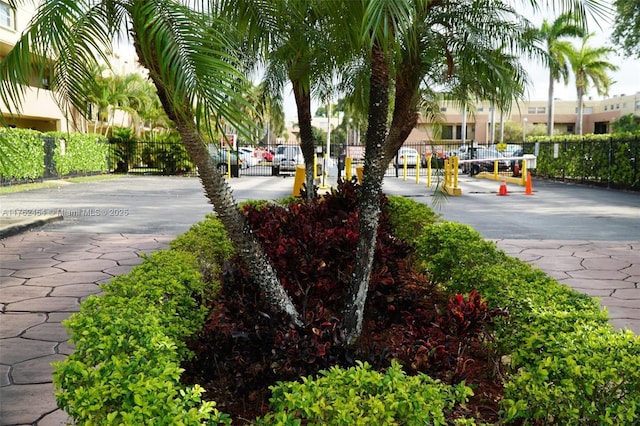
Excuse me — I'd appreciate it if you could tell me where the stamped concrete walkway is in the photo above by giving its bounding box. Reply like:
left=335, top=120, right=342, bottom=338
left=496, top=239, right=640, bottom=333
left=1, top=231, right=173, bottom=426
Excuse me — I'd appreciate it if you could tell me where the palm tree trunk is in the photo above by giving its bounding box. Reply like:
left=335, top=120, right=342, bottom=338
left=343, top=44, right=390, bottom=345
left=292, top=79, right=316, bottom=200
left=175, top=121, right=302, bottom=326
left=547, top=72, right=555, bottom=137
left=576, top=88, right=584, bottom=136
left=134, top=44, right=303, bottom=327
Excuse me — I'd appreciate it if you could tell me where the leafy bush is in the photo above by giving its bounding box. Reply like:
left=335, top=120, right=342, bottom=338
left=53, top=250, right=229, bottom=424
left=170, top=213, right=234, bottom=284
left=48, top=132, right=108, bottom=175
left=257, top=360, right=474, bottom=426
left=0, top=128, right=45, bottom=180
left=415, top=221, right=640, bottom=424
left=502, top=326, right=640, bottom=424
left=386, top=195, right=440, bottom=244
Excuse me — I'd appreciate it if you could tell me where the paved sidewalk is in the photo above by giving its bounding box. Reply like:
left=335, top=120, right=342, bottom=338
left=1, top=231, right=173, bottom=425
left=496, top=239, right=639, bottom=333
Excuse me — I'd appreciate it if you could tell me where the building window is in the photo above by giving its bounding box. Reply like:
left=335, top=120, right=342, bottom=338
left=0, top=1, right=14, bottom=29
left=441, top=125, right=453, bottom=139
left=604, top=105, right=608, bottom=111
left=478, top=107, right=484, bottom=112
left=527, top=107, right=537, bottom=114
left=440, top=107, right=447, bottom=112
left=567, top=124, right=574, bottom=134
left=616, top=104, right=620, bottom=109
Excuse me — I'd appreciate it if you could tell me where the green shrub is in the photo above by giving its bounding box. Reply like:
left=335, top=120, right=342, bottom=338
left=414, top=220, right=640, bottom=424
left=53, top=250, right=229, bottom=424
left=257, top=360, right=474, bottom=426
left=414, top=222, right=507, bottom=289
left=48, top=132, right=108, bottom=175
left=386, top=195, right=440, bottom=244
left=0, top=128, right=45, bottom=179
left=170, top=213, right=235, bottom=283
left=502, top=327, right=640, bottom=425
left=100, top=250, right=211, bottom=353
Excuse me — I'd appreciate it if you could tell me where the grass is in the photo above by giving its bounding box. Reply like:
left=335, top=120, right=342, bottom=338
left=0, top=174, right=122, bottom=194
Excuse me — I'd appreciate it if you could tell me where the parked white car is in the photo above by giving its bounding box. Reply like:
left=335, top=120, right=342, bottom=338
left=272, top=145, right=304, bottom=175
left=238, top=147, right=259, bottom=168
left=393, top=147, right=419, bottom=168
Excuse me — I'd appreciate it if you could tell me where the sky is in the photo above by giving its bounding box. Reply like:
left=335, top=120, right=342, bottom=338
left=283, top=2, right=639, bottom=118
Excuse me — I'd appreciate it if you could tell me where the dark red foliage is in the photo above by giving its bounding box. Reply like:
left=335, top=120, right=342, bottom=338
left=181, top=180, right=506, bottom=424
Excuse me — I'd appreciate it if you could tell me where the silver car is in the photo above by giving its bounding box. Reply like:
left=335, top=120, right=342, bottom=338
left=272, top=145, right=304, bottom=175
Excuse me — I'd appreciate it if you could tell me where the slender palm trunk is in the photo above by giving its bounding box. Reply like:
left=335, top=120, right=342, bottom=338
left=292, top=79, right=316, bottom=200
left=343, top=45, right=390, bottom=345
left=133, top=42, right=303, bottom=327
left=547, top=72, right=555, bottom=137
left=576, top=88, right=584, bottom=136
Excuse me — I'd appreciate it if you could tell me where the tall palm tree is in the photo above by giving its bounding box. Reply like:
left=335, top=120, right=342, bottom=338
left=222, top=0, right=332, bottom=200
left=566, top=33, right=618, bottom=135
left=535, top=13, right=586, bottom=136
left=316, top=0, right=540, bottom=343
left=0, top=0, right=303, bottom=325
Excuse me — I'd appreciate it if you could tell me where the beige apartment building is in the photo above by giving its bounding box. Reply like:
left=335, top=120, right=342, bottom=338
left=404, top=93, right=640, bottom=145
left=0, top=1, right=72, bottom=132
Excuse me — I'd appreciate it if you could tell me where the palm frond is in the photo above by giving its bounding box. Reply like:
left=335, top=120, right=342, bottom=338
left=130, top=0, right=255, bottom=139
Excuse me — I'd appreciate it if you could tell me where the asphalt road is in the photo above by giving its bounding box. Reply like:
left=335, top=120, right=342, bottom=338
left=1, top=174, right=638, bottom=241
left=383, top=175, right=640, bottom=241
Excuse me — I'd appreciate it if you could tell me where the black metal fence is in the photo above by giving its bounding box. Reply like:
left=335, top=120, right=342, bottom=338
left=105, top=137, right=639, bottom=191
left=523, top=136, right=640, bottom=191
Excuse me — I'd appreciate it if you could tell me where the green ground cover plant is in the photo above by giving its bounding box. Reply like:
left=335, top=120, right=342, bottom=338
left=53, top=183, right=640, bottom=425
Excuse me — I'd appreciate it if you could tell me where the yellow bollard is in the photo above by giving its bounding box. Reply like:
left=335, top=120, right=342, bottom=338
left=356, top=165, right=364, bottom=183
left=453, top=156, right=459, bottom=188
left=427, top=155, right=432, bottom=187
left=314, top=154, right=318, bottom=179
left=292, top=165, right=305, bottom=196
left=521, top=157, right=527, bottom=186
left=226, top=149, right=232, bottom=179
left=442, top=158, right=462, bottom=196
left=345, top=157, right=353, bottom=181
left=493, top=160, right=499, bottom=180
left=403, top=155, right=408, bottom=180
left=415, top=158, right=420, bottom=184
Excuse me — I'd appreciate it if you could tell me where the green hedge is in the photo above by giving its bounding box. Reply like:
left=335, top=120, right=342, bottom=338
left=527, top=133, right=640, bottom=190
left=257, top=360, right=473, bottom=425
left=48, top=131, right=109, bottom=175
left=0, top=129, right=107, bottom=181
left=415, top=221, right=640, bottom=424
left=0, top=128, right=45, bottom=179
left=53, top=250, right=230, bottom=425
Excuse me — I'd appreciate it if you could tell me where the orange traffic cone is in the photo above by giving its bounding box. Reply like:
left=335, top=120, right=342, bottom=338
left=525, top=172, right=533, bottom=195
left=498, top=176, right=508, bottom=196
left=513, top=161, right=520, bottom=177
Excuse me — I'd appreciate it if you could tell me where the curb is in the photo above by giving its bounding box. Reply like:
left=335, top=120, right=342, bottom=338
left=0, top=215, right=63, bottom=238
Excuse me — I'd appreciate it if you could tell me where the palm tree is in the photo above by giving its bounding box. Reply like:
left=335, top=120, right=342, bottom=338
left=222, top=0, right=332, bottom=200
left=535, top=13, right=586, bottom=136
left=566, top=33, right=618, bottom=135
left=314, top=0, right=542, bottom=343
left=0, top=0, right=303, bottom=325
